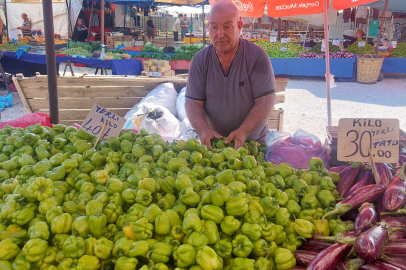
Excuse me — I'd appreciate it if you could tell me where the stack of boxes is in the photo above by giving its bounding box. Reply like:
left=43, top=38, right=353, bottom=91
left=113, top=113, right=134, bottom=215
left=106, top=35, right=134, bottom=49
left=142, top=60, right=175, bottom=77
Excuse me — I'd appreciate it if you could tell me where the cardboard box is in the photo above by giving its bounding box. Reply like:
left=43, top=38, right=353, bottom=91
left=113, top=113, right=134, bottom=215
left=106, top=36, right=114, bottom=49
left=123, top=35, right=133, bottom=41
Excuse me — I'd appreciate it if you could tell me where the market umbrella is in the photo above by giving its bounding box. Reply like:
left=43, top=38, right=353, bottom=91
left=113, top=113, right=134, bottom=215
left=209, top=0, right=381, bottom=127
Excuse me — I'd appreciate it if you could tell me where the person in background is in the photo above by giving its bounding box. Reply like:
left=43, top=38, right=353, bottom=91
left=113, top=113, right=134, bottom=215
left=181, top=14, right=189, bottom=41
left=185, top=0, right=275, bottom=149
left=17, top=13, right=32, bottom=37
left=306, top=27, right=316, bottom=39
left=0, top=16, right=3, bottom=44
left=172, top=14, right=183, bottom=42
left=145, top=16, right=155, bottom=42
left=72, top=18, right=88, bottom=42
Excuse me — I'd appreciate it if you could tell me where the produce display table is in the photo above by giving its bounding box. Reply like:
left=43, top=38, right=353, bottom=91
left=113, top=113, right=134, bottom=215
left=0, top=52, right=143, bottom=76
left=270, top=57, right=357, bottom=79
left=183, top=37, right=270, bottom=44
left=381, top=58, right=406, bottom=74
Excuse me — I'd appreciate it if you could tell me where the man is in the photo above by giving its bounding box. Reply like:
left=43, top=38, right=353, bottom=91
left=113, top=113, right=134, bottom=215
left=173, top=14, right=183, bottom=42
left=306, top=28, right=316, bottom=39
left=145, top=16, right=155, bottom=42
left=185, top=0, right=275, bottom=150
left=180, top=14, right=189, bottom=41
left=17, top=13, right=32, bottom=37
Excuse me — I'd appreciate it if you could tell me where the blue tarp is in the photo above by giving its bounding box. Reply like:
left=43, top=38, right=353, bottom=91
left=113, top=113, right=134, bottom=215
left=270, top=57, right=357, bottom=78
left=381, top=58, right=406, bottom=73
left=363, top=0, right=406, bottom=12
left=1, top=52, right=144, bottom=76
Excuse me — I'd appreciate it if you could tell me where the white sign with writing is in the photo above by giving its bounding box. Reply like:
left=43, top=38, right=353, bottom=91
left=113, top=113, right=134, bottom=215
left=391, top=41, right=397, bottom=48
left=321, top=44, right=326, bottom=52
left=134, top=41, right=144, bottom=46
left=332, top=40, right=340, bottom=46
left=270, top=37, right=277, bottom=43
left=280, top=47, right=287, bottom=52
left=337, top=118, right=399, bottom=163
left=80, top=104, right=126, bottom=142
left=358, top=41, right=366, bottom=47
left=281, top=38, right=288, bottom=43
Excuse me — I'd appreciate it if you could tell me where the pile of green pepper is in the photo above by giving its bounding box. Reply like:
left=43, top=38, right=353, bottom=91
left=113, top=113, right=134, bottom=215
left=0, top=123, right=344, bottom=270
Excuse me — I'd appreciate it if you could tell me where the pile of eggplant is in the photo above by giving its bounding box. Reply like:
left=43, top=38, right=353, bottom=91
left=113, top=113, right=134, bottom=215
left=292, top=161, right=406, bottom=270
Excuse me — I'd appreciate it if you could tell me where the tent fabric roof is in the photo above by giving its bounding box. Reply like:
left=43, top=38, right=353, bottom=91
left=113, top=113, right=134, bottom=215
left=362, top=0, right=406, bottom=12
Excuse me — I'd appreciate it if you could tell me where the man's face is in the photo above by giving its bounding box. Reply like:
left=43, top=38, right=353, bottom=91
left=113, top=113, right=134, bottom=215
left=209, top=10, right=242, bottom=53
left=21, top=14, right=27, bottom=20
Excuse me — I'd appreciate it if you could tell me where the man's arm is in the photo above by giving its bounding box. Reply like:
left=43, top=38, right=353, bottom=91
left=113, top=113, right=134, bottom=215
left=185, top=98, right=223, bottom=149
left=225, top=93, right=275, bottom=149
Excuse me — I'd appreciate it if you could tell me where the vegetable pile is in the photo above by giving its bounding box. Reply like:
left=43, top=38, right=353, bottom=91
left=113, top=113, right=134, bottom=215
left=295, top=159, right=406, bottom=270
left=310, top=42, right=340, bottom=53
left=255, top=41, right=308, bottom=58
left=63, top=48, right=93, bottom=57
left=390, top=42, right=406, bottom=58
left=345, top=40, right=375, bottom=54
left=69, top=41, right=93, bottom=52
left=0, top=43, right=28, bottom=52
left=0, top=123, right=348, bottom=270
left=297, top=52, right=355, bottom=59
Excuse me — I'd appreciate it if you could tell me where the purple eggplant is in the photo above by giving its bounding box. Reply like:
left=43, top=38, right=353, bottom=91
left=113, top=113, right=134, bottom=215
left=323, top=184, right=386, bottom=220
left=299, top=240, right=333, bottom=252
left=375, top=163, right=394, bottom=187
left=383, top=164, right=406, bottom=211
left=329, top=165, right=347, bottom=173
left=337, top=162, right=362, bottom=198
left=335, top=259, right=365, bottom=270
left=340, top=208, right=360, bottom=222
left=400, top=155, right=406, bottom=166
left=338, top=165, right=351, bottom=179
left=355, top=203, right=377, bottom=235
left=354, top=222, right=390, bottom=262
left=347, top=169, right=375, bottom=197
left=381, top=217, right=406, bottom=239
left=387, top=254, right=406, bottom=265
left=293, top=250, right=317, bottom=267
left=359, top=265, right=380, bottom=270
left=368, top=260, right=406, bottom=270
left=306, top=242, right=353, bottom=270
left=384, top=240, right=406, bottom=255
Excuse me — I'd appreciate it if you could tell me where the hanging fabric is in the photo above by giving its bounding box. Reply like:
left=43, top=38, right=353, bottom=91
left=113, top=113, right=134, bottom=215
left=369, top=20, right=379, bottom=36
left=351, top=8, right=356, bottom=23
left=355, top=6, right=368, bottom=19
left=343, top=8, right=351, bottom=23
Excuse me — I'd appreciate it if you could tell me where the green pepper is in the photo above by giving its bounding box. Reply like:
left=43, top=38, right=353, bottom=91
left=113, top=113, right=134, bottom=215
left=328, top=219, right=341, bottom=232
left=226, top=193, right=249, bottom=217
left=307, top=185, right=319, bottom=196
left=200, top=220, right=219, bottom=245
left=58, top=255, right=100, bottom=270
left=301, top=193, right=321, bottom=209
left=210, top=184, right=230, bottom=207
left=93, top=237, right=113, bottom=260
left=154, top=213, right=171, bottom=235
left=293, top=219, right=315, bottom=238
left=308, top=157, right=325, bottom=172
left=232, top=258, right=254, bottom=270
left=158, top=193, right=176, bottom=211
left=319, top=176, right=336, bottom=191
left=71, top=216, right=90, bottom=238
left=28, top=221, right=50, bottom=240
left=333, top=222, right=350, bottom=235
left=275, top=163, right=293, bottom=178
left=241, top=223, right=262, bottom=241
left=133, top=218, right=153, bottom=240
left=220, top=216, right=240, bottom=236
left=1, top=178, right=19, bottom=194
left=11, top=208, right=35, bottom=225
left=310, top=171, right=321, bottom=185
left=216, top=169, right=235, bottom=185
left=292, top=179, right=309, bottom=196
left=167, top=158, right=188, bottom=172
left=201, top=205, right=224, bottom=224
left=260, top=183, right=276, bottom=197
left=232, top=235, right=253, bottom=258
left=170, top=225, right=184, bottom=242
left=0, top=238, right=20, bottom=260
left=62, top=235, right=85, bottom=258
left=314, top=219, right=330, bottom=236
left=180, top=187, right=201, bottom=207
left=286, top=200, right=301, bottom=218
left=174, top=244, right=196, bottom=267
left=330, top=172, right=341, bottom=185
left=275, top=248, right=296, bottom=270
left=255, top=257, right=276, bottom=270
left=210, top=153, right=225, bottom=167
left=175, top=174, right=193, bottom=192
left=22, top=238, right=48, bottom=262
left=89, top=210, right=107, bottom=238
left=115, top=256, right=138, bottom=270
left=246, top=179, right=261, bottom=196
left=12, top=256, right=31, bottom=270
left=282, top=233, right=305, bottom=252
left=183, top=213, right=202, bottom=236
left=222, top=147, right=240, bottom=160
left=149, top=242, right=172, bottom=263
left=51, top=212, right=72, bottom=234
left=317, top=189, right=336, bottom=208
left=23, top=133, right=40, bottom=146
left=274, top=189, right=288, bottom=207
left=128, top=240, right=150, bottom=257
left=135, top=189, right=153, bottom=206
left=284, top=189, right=298, bottom=203
left=62, top=159, right=79, bottom=173
left=300, top=171, right=313, bottom=186
left=259, top=197, right=280, bottom=218
left=188, top=231, right=208, bottom=250
left=196, top=246, right=222, bottom=270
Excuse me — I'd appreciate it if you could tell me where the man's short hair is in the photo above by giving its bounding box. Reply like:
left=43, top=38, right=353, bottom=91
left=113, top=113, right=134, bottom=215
left=22, top=13, right=27, bottom=17
left=209, top=0, right=239, bottom=21
left=178, top=14, right=183, bottom=18
left=183, top=14, right=187, bottom=17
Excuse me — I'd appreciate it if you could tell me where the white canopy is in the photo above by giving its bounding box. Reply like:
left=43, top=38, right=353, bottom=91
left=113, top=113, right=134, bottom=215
left=157, top=5, right=211, bottom=15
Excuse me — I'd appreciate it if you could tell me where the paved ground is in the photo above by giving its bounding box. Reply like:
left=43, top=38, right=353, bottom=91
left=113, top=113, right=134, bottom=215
left=2, top=69, right=405, bottom=142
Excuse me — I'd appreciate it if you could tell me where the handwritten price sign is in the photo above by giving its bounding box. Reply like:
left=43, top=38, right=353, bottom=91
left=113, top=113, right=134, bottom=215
left=337, top=118, right=399, bottom=163
left=80, top=104, right=126, bottom=143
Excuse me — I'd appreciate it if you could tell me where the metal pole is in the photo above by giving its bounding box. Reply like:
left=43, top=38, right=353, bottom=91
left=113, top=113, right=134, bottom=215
left=375, top=0, right=389, bottom=54
left=202, top=3, right=205, bottom=44
left=101, top=0, right=105, bottom=45
left=87, top=2, right=93, bottom=43
left=4, top=0, right=8, bottom=40
left=124, top=5, right=126, bottom=29
left=165, top=11, right=168, bottom=47
left=42, top=0, right=59, bottom=124
left=323, top=0, right=331, bottom=127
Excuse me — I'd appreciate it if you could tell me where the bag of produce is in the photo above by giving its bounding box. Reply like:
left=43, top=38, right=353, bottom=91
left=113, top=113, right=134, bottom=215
left=176, top=87, right=187, bottom=121
left=132, top=103, right=182, bottom=138
left=180, top=118, right=199, bottom=140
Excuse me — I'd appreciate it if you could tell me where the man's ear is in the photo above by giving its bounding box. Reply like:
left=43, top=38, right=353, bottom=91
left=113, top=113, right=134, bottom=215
left=237, top=20, right=243, bottom=31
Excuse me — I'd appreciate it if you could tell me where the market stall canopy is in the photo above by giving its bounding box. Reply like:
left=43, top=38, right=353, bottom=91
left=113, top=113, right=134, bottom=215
left=155, top=0, right=205, bottom=4
left=90, top=0, right=156, bottom=6
left=157, top=5, right=211, bottom=14
left=362, top=0, right=406, bottom=12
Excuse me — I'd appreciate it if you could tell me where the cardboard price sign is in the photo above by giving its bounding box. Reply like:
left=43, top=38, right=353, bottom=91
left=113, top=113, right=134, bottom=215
left=270, top=37, right=277, bottom=43
left=80, top=104, right=126, bottom=143
left=337, top=118, right=399, bottom=163
left=281, top=38, right=288, bottom=44
left=332, top=40, right=340, bottom=46
left=358, top=41, right=366, bottom=47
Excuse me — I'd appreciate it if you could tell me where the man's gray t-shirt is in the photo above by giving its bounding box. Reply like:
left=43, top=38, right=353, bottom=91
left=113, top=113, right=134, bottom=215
left=186, top=39, right=276, bottom=143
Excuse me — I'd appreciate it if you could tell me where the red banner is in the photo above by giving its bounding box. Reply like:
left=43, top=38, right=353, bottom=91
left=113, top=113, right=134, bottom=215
left=267, top=0, right=327, bottom=17
left=208, top=0, right=266, bottom=18
left=332, top=0, right=377, bottom=10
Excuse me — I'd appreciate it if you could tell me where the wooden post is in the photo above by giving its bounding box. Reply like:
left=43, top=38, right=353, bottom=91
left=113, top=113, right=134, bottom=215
left=376, top=0, right=389, bottom=54
left=277, top=18, right=281, bottom=41
left=284, top=20, right=288, bottom=38
left=101, top=0, right=105, bottom=45
left=87, top=2, right=93, bottom=42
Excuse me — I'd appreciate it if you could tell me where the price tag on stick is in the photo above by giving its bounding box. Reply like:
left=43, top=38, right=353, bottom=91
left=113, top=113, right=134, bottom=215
left=337, top=118, right=399, bottom=163
left=281, top=38, right=288, bottom=43
left=80, top=103, right=126, bottom=143
left=358, top=41, right=366, bottom=47
left=270, top=37, right=277, bottom=43
left=332, top=40, right=340, bottom=46
left=280, top=47, right=287, bottom=52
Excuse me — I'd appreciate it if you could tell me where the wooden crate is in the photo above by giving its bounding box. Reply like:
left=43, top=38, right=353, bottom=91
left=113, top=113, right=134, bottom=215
left=13, top=75, right=288, bottom=130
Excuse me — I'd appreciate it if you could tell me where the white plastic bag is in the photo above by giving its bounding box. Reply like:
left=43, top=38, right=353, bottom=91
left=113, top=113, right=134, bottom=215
left=124, top=82, right=179, bottom=121
left=180, top=118, right=199, bottom=140
left=131, top=103, right=182, bottom=138
left=176, top=87, right=187, bottom=122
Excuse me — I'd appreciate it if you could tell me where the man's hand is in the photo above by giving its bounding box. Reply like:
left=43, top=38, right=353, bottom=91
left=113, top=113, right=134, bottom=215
left=200, top=129, right=223, bottom=150
left=225, top=127, right=250, bottom=150
left=17, top=27, right=21, bottom=29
